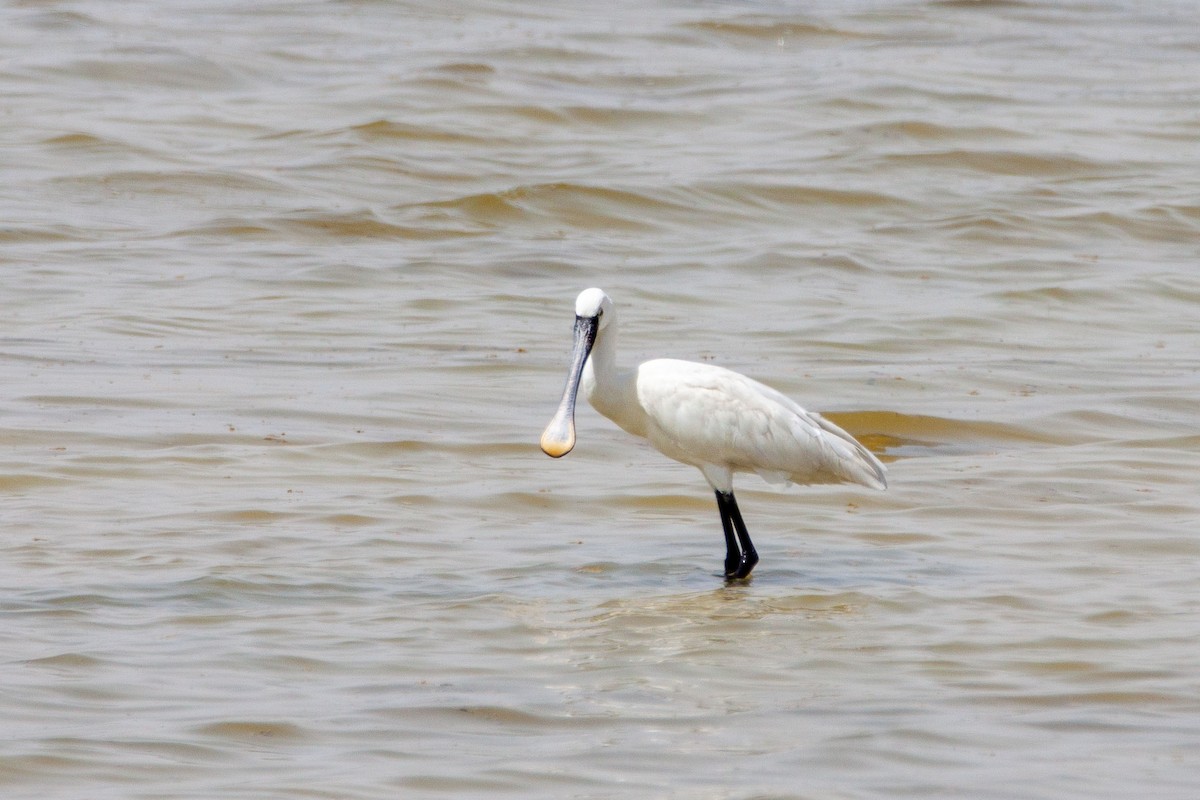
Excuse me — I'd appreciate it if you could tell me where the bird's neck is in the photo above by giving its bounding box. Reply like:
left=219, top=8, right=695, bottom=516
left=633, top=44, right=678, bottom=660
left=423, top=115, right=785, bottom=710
left=583, top=326, right=644, bottom=436
left=583, top=323, right=619, bottom=392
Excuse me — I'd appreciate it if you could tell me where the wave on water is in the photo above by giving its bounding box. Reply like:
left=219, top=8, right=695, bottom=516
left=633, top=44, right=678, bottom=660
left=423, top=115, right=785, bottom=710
left=824, top=410, right=1069, bottom=460
left=681, top=17, right=875, bottom=44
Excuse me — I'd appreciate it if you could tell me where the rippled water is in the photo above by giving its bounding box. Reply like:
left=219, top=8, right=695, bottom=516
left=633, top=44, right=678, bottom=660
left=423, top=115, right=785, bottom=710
left=3, top=1, right=1199, bottom=798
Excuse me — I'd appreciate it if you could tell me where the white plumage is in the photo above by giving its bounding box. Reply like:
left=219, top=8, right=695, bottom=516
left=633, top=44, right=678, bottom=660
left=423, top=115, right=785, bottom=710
left=541, top=288, right=886, bottom=579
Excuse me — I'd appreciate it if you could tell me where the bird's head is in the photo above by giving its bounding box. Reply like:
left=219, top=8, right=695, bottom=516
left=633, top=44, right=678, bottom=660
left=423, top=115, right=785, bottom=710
left=540, top=288, right=613, bottom=458
left=574, top=287, right=613, bottom=330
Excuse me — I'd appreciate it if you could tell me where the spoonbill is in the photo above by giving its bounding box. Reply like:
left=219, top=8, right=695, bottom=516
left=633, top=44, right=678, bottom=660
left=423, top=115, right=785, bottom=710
left=540, top=288, right=887, bottom=580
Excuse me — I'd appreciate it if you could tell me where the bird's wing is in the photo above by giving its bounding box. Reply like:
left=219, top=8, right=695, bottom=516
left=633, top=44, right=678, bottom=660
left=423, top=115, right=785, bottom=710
left=635, top=359, right=886, bottom=490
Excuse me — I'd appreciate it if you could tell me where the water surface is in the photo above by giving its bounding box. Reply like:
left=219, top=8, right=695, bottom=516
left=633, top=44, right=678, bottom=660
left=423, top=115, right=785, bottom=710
left=2, top=1, right=1198, bottom=798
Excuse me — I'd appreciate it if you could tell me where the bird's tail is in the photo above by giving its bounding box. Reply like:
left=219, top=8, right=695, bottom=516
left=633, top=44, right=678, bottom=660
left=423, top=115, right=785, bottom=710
left=812, top=412, right=888, bottom=490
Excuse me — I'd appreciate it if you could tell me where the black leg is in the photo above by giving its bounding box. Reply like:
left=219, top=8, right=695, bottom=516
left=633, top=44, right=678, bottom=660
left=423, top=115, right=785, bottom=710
left=715, top=490, right=740, bottom=577
left=725, top=492, right=758, bottom=579
left=715, top=490, right=759, bottom=580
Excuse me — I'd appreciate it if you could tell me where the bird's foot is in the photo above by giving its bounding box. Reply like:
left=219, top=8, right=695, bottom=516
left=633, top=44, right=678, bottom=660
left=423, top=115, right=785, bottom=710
left=724, top=549, right=759, bottom=581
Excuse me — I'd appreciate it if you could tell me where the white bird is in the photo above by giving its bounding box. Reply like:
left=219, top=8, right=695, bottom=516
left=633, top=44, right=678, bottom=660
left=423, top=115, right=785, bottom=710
left=540, top=288, right=887, bottom=580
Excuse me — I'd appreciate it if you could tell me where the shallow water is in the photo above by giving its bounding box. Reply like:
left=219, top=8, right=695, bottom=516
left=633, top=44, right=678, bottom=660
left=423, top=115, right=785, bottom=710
left=2, top=1, right=1199, bottom=798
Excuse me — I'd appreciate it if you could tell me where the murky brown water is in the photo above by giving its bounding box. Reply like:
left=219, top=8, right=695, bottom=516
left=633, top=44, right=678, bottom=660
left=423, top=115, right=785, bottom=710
left=3, top=1, right=1198, bottom=798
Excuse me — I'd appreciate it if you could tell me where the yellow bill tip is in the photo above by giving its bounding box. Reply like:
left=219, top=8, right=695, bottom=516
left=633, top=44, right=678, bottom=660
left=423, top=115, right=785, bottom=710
left=539, top=425, right=575, bottom=458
